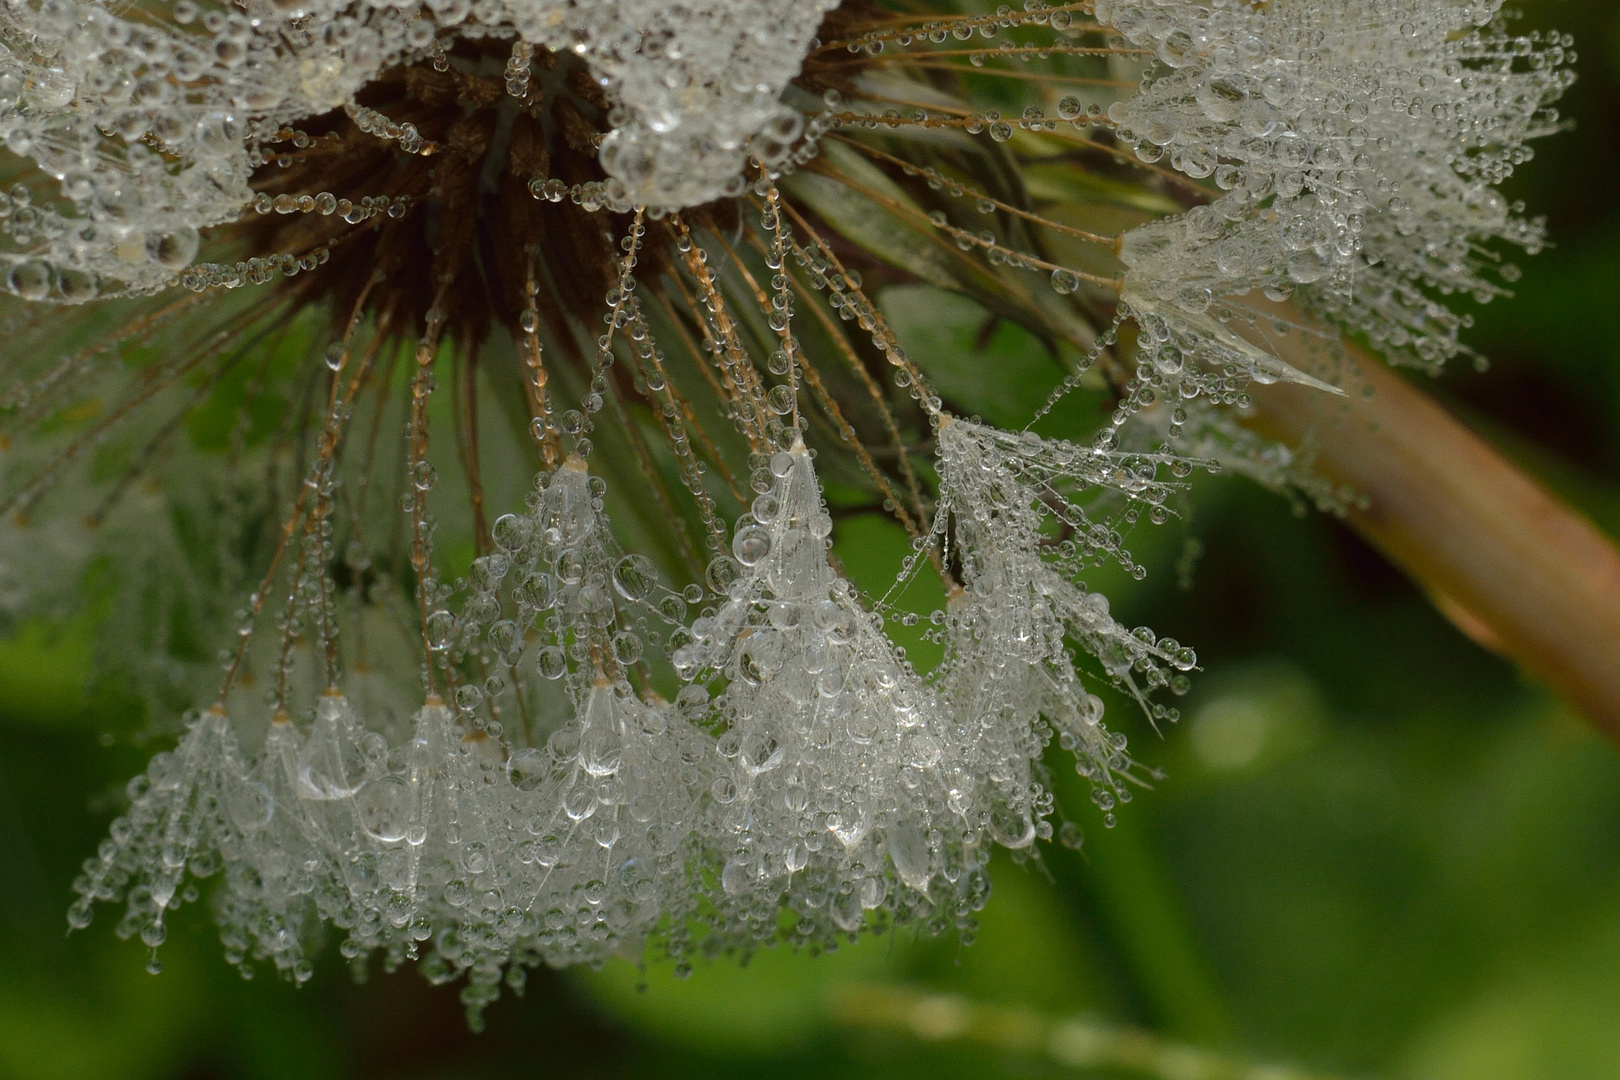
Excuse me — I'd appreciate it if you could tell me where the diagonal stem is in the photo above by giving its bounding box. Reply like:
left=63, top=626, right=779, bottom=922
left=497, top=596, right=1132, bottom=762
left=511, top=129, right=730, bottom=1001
left=830, top=985, right=1347, bottom=1080
left=1245, top=334, right=1620, bottom=743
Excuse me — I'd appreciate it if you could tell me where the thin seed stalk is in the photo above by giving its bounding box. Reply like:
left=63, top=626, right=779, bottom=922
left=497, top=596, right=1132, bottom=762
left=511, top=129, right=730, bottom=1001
left=830, top=985, right=1348, bottom=1080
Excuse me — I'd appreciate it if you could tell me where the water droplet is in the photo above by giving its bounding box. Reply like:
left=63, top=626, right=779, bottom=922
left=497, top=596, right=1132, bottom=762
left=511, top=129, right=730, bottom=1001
left=507, top=747, right=548, bottom=791
left=357, top=776, right=412, bottom=842
left=613, top=554, right=657, bottom=601
left=732, top=524, right=771, bottom=566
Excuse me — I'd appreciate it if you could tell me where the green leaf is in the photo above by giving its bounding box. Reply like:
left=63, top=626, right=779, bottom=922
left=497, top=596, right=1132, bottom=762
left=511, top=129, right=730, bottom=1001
left=879, top=284, right=1065, bottom=429
left=782, top=138, right=1016, bottom=296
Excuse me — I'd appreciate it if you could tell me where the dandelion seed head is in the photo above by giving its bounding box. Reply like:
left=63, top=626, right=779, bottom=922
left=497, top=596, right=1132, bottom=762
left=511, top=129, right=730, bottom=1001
left=0, top=0, right=1571, bottom=1020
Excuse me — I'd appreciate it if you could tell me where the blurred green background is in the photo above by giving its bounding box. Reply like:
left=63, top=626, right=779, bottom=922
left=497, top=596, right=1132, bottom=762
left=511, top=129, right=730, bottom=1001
left=5, top=2, right=1620, bottom=1078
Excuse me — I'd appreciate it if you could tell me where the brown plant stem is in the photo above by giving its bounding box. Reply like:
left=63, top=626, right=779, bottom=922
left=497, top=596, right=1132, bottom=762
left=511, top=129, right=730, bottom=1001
left=1244, top=334, right=1620, bottom=743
